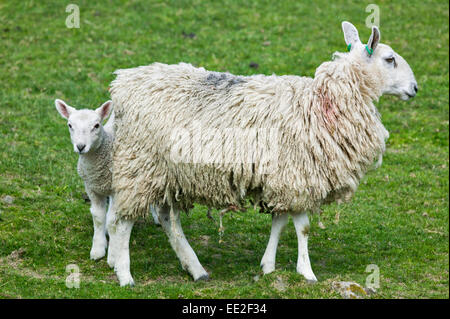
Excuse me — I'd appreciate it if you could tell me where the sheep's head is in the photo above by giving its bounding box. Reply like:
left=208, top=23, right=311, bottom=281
left=342, top=21, right=418, bottom=100
left=55, top=99, right=113, bottom=154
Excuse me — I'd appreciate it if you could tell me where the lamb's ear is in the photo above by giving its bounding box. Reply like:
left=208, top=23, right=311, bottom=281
left=96, top=100, right=113, bottom=120
left=367, top=26, right=380, bottom=55
left=55, top=99, right=75, bottom=119
left=342, top=21, right=361, bottom=49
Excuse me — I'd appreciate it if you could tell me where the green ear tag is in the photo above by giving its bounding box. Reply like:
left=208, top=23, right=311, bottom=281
left=347, top=43, right=352, bottom=51
left=365, top=45, right=373, bottom=55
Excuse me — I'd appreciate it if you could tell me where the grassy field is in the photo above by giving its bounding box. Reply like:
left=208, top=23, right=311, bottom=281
left=0, top=0, right=448, bottom=299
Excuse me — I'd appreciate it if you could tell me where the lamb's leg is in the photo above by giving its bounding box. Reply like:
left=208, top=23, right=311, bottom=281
left=86, top=189, right=108, bottom=260
left=158, top=206, right=209, bottom=281
left=291, top=212, right=317, bottom=283
left=260, top=213, right=288, bottom=274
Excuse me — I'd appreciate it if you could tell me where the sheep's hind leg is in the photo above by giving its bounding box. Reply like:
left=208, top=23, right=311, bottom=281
left=158, top=206, right=209, bottom=281
left=86, top=189, right=108, bottom=260
left=260, top=213, right=288, bottom=274
left=291, top=212, right=317, bottom=283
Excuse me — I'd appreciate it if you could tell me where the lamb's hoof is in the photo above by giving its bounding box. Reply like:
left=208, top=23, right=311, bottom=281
left=306, top=279, right=318, bottom=284
left=194, top=273, right=209, bottom=282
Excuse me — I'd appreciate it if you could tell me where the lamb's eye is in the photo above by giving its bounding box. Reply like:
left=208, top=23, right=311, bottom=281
left=68, top=123, right=72, bottom=129
left=94, top=123, right=100, bottom=129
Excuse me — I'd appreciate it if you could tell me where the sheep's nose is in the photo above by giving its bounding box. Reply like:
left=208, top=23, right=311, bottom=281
left=77, top=144, right=86, bottom=152
left=413, top=84, right=418, bottom=93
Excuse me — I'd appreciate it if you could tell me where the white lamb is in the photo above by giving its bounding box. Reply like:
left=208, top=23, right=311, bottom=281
left=55, top=99, right=160, bottom=261
left=107, top=22, right=417, bottom=286
left=55, top=99, right=114, bottom=260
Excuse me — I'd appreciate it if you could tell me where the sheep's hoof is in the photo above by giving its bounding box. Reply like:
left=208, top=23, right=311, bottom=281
left=297, top=267, right=318, bottom=283
left=120, top=281, right=135, bottom=288
left=90, top=248, right=106, bottom=261
left=300, top=273, right=318, bottom=284
left=260, top=263, right=275, bottom=275
left=118, top=276, right=135, bottom=287
left=194, top=273, right=209, bottom=282
left=106, top=249, right=115, bottom=268
left=107, top=258, right=115, bottom=268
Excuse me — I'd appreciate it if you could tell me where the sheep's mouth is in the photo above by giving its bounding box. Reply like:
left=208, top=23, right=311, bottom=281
left=404, top=91, right=416, bottom=99
left=400, top=91, right=415, bottom=100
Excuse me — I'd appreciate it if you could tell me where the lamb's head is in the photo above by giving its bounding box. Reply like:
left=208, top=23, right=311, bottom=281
left=55, top=99, right=113, bottom=154
left=342, top=21, right=418, bottom=100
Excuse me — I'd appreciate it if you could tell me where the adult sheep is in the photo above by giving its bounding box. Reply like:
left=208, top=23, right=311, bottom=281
left=107, top=22, right=417, bottom=286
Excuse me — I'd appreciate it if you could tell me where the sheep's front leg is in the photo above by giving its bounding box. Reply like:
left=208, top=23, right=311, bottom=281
left=113, top=218, right=135, bottom=287
left=260, top=213, right=289, bottom=274
left=291, top=212, right=317, bottom=283
left=158, top=206, right=209, bottom=281
left=106, top=198, right=117, bottom=268
left=106, top=197, right=135, bottom=286
left=86, top=189, right=108, bottom=260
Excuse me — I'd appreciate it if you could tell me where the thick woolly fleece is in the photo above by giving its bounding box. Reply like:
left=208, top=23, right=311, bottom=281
left=109, top=53, right=389, bottom=220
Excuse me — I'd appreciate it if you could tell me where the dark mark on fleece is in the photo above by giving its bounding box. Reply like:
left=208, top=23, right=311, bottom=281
left=205, top=72, right=246, bottom=89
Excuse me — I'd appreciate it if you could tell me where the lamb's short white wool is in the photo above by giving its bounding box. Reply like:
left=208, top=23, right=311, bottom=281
left=107, top=21, right=417, bottom=286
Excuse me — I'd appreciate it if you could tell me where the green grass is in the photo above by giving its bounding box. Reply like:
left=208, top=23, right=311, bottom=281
left=0, top=0, right=448, bottom=298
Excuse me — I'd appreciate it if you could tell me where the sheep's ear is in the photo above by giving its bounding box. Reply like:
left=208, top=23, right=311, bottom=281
left=55, top=99, right=75, bottom=119
left=96, top=100, right=113, bottom=120
left=367, top=26, right=380, bottom=55
left=342, top=21, right=361, bottom=49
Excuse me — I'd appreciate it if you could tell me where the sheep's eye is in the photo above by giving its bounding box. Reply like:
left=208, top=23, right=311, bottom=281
left=68, top=123, right=72, bottom=129
left=385, top=57, right=396, bottom=66
left=94, top=123, right=100, bottom=129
